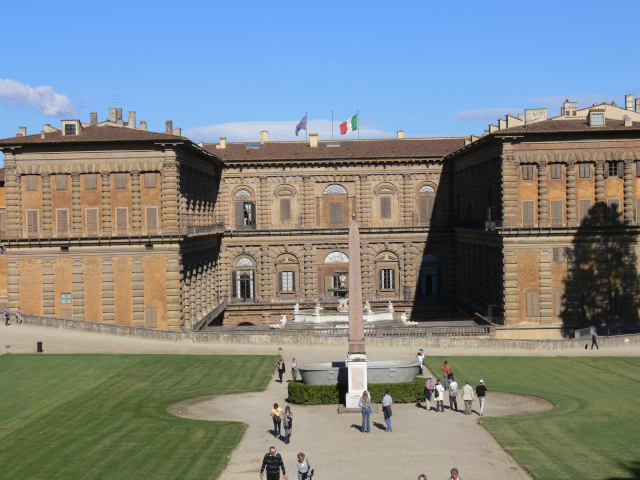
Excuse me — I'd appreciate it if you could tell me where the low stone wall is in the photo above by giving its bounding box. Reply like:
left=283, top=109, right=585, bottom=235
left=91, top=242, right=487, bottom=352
left=20, top=315, right=640, bottom=350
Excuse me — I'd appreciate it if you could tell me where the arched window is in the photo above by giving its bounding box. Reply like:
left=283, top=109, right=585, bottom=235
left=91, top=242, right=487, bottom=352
left=325, top=251, right=348, bottom=263
left=323, top=184, right=348, bottom=227
left=232, top=257, right=255, bottom=300
left=323, top=184, right=348, bottom=195
left=274, top=185, right=297, bottom=224
left=234, top=188, right=256, bottom=230
left=375, top=251, right=399, bottom=297
left=416, top=183, right=437, bottom=226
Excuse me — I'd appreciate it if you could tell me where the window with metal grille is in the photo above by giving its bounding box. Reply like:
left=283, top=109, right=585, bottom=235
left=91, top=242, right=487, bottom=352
left=380, top=197, right=391, bottom=218
left=145, top=207, right=158, bottom=234
left=554, top=291, right=564, bottom=316
left=56, top=209, right=69, bottom=237
left=522, top=201, right=535, bottom=226
left=26, top=210, right=39, bottom=237
left=550, top=199, right=563, bottom=226
left=85, top=173, right=97, bottom=190
left=579, top=199, right=592, bottom=222
left=86, top=208, right=99, bottom=236
left=56, top=174, right=67, bottom=190
left=329, top=202, right=343, bottom=226
left=115, top=207, right=128, bottom=235
left=526, top=291, right=539, bottom=317
left=522, top=164, right=534, bottom=180
left=579, top=163, right=591, bottom=178
left=279, top=271, right=295, bottom=292
left=144, top=173, right=156, bottom=188
left=550, top=164, right=563, bottom=179
left=115, top=173, right=127, bottom=189
left=280, top=199, right=291, bottom=220
left=145, top=307, right=157, bottom=328
left=60, top=293, right=72, bottom=304
left=553, top=247, right=566, bottom=262
left=26, top=175, right=38, bottom=191
left=380, top=269, right=395, bottom=290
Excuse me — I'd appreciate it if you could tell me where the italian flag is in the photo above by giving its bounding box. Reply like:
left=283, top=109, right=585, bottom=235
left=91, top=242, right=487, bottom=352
left=340, top=113, right=358, bottom=135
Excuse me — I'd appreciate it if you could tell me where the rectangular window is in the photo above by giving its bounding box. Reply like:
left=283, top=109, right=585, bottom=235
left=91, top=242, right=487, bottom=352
left=115, top=207, right=128, bottom=235
left=56, top=174, right=67, bottom=190
left=553, top=247, right=566, bottom=262
left=554, top=291, right=564, bottom=316
left=144, top=173, right=156, bottom=188
left=26, top=175, right=38, bottom=191
left=86, top=208, right=99, bottom=236
left=550, top=199, right=563, bottom=226
left=115, top=173, right=127, bottom=189
left=522, top=164, right=534, bottom=180
left=60, top=293, right=72, bottom=304
left=579, top=163, right=591, bottom=179
left=235, top=202, right=256, bottom=229
left=329, top=202, right=343, bottom=226
left=606, top=162, right=618, bottom=177
left=85, top=173, right=97, bottom=190
left=550, top=164, right=563, bottom=179
left=578, top=199, right=592, bottom=222
left=279, top=271, right=295, bottom=292
left=0, top=210, right=6, bottom=234
left=26, top=209, right=39, bottom=237
left=380, top=269, right=395, bottom=290
left=380, top=197, right=391, bottom=218
left=591, top=113, right=605, bottom=126
left=522, top=200, right=535, bottom=226
left=56, top=209, right=69, bottom=237
left=526, top=291, right=539, bottom=317
left=419, top=197, right=433, bottom=225
left=280, top=199, right=291, bottom=221
left=145, top=206, right=158, bottom=234
left=145, top=306, right=158, bottom=328
left=64, top=124, right=76, bottom=135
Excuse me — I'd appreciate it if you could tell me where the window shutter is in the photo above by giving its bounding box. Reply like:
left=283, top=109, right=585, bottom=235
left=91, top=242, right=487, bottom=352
left=85, top=174, right=97, bottom=190
left=554, top=291, right=563, bottom=316
left=145, top=173, right=156, bottom=188
left=291, top=271, right=295, bottom=292
left=419, top=197, right=429, bottom=225
left=604, top=162, right=609, bottom=178
left=380, top=197, right=391, bottom=218
left=637, top=198, right=640, bottom=224
left=115, top=173, right=127, bottom=189
left=391, top=269, right=396, bottom=290
left=146, top=207, right=158, bottom=234
left=26, top=175, right=38, bottom=191
left=579, top=199, right=592, bottom=222
left=618, top=161, right=624, bottom=178
left=27, top=210, right=38, bottom=237
left=637, top=161, right=640, bottom=177
left=278, top=272, right=283, bottom=292
left=86, top=209, right=98, bottom=236
left=247, top=202, right=256, bottom=227
left=0, top=211, right=5, bottom=234
left=116, top=208, right=128, bottom=235
left=231, top=271, right=237, bottom=298
left=280, top=199, right=291, bottom=220
left=146, top=307, right=157, bottom=328
left=56, top=174, right=67, bottom=190
left=235, top=202, right=243, bottom=228
left=56, top=210, right=68, bottom=236
left=523, top=201, right=534, bottom=226
left=550, top=199, right=563, bottom=226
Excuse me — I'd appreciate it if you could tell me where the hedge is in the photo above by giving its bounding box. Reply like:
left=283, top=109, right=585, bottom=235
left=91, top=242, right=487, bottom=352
left=288, top=379, right=425, bottom=405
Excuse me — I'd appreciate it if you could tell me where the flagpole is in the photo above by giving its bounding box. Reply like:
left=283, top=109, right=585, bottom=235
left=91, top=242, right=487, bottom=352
left=357, top=110, right=360, bottom=140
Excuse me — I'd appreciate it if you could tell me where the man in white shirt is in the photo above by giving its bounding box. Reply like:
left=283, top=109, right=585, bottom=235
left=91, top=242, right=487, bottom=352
left=448, top=376, right=459, bottom=411
left=461, top=381, right=474, bottom=415
left=382, top=389, right=393, bottom=432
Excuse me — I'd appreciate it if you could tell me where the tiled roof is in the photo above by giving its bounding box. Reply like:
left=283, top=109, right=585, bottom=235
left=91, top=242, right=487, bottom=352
left=492, top=118, right=640, bottom=135
left=0, top=125, right=187, bottom=145
left=204, top=138, right=466, bottom=162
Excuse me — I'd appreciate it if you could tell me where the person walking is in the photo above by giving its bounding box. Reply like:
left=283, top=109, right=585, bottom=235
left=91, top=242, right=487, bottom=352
left=277, top=357, right=286, bottom=383
left=291, top=357, right=298, bottom=382
left=4, top=307, right=10, bottom=326
left=462, top=381, right=474, bottom=415
left=475, top=379, right=488, bottom=416
left=382, top=388, right=393, bottom=432
left=434, top=379, right=445, bottom=412
left=282, top=405, right=293, bottom=444
left=441, top=360, right=452, bottom=390
left=270, top=403, right=284, bottom=437
left=424, top=375, right=435, bottom=411
left=447, top=467, right=463, bottom=480
left=417, top=351, right=425, bottom=376
left=591, top=331, right=599, bottom=349
left=260, top=446, right=288, bottom=480
left=16, top=307, right=22, bottom=325
left=448, top=375, right=459, bottom=411
left=288, top=452, right=313, bottom=480
left=358, top=390, right=372, bottom=433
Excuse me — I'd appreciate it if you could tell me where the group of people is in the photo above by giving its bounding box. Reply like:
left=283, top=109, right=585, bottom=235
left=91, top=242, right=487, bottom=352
left=260, top=446, right=314, bottom=480
left=357, top=388, right=394, bottom=432
left=3, top=307, right=21, bottom=326
left=277, top=357, right=299, bottom=383
left=421, top=360, right=488, bottom=416
left=418, top=468, right=463, bottom=480
left=270, top=403, right=293, bottom=444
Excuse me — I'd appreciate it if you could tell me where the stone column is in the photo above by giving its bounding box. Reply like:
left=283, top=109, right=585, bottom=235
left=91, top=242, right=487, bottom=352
left=260, top=246, right=272, bottom=301
left=303, top=245, right=315, bottom=300
left=166, top=251, right=183, bottom=331
left=195, top=266, right=203, bottom=320
left=4, top=165, right=22, bottom=238
left=131, top=171, right=142, bottom=235
left=101, top=172, right=112, bottom=236
left=161, top=160, right=181, bottom=235
left=539, top=248, right=552, bottom=324
left=102, top=257, right=114, bottom=323
left=72, top=257, right=84, bottom=321
left=42, top=173, right=53, bottom=237
left=537, top=161, right=548, bottom=227
left=594, top=161, right=605, bottom=224
left=400, top=174, right=411, bottom=226
left=71, top=173, right=82, bottom=236
left=258, top=177, right=269, bottom=230
left=301, top=176, right=312, bottom=228
left=42, top=259, right=55, bottom=317
left=132, top=256, right=145, bottom=326
left=183, top=268, right=192, bottom=328
left=403, top=243, right=414, bottom=300
left=357, top=174, right=368, bottom=224
left=623, top=159, right=635, bottom=224
left=7, top=258, right=20, bottom=311
left=503, top=250, right=518, bottom=325
left=501, top=155, right=519, bottom=227
left=566, top=161, right=577, bottom=227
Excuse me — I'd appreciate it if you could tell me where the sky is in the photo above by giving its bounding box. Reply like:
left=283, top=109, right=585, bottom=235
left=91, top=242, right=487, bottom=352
left=1, top=0, right=639, bottom=157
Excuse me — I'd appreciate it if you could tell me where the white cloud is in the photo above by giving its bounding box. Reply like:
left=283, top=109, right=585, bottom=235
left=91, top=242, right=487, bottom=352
left=452, top=108, right=522, bottom=123
left=0, top=79, right=70, bottom=117
left=185, top=119, right=394, bottom=142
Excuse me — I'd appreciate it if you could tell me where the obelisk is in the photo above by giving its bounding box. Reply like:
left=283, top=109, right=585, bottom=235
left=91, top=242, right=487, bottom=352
left=345, top=214, right=367, bottom=408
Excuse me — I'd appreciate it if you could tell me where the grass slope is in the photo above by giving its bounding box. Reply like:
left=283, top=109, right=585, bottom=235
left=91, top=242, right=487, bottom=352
left=424, top=356, right=640, bottom=480
left=0, top=354, right=275, bottom=480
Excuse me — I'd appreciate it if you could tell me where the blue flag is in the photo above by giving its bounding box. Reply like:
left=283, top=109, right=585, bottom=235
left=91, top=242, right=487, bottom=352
left=295, top=114, right=307, bottom=136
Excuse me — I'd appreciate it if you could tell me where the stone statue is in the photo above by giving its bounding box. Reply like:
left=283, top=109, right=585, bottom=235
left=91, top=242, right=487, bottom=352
left=293, top=303, right=300, bottom=314
left=270, top=314, right=287, bottom=329
left=388, top=301, right=394, bottom=313
left=400, top=311, right=408, bottom=322
left=364, top=300, right=373, bottom=314
left=337, top=296, right=349, bottom=313
left=339, top=273, right=347, bottom=288
left=314, top=302, right=324, bottom=315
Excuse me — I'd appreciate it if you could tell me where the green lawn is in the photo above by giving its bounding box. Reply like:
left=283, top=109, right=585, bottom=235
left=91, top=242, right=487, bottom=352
left=424, top=356, right=640, bottom=480
left=0, top=354, right=275, bottom=480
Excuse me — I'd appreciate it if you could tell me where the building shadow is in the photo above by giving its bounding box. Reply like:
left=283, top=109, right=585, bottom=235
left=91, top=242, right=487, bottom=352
left=560, top=202, right=639, bottom=336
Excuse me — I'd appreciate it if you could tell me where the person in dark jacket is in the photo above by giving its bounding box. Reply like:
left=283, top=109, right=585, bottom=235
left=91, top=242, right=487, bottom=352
left=475, top=379, right=487, bottom=416
left=260, top=446, right=288, bottom=480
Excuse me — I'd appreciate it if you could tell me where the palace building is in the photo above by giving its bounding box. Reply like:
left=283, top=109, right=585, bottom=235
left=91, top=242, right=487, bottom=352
left=1, top=95, right=640, bottom=337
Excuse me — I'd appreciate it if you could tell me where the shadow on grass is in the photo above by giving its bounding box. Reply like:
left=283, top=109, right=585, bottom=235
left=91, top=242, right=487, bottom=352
left=606, top=461, right=640, bottom=480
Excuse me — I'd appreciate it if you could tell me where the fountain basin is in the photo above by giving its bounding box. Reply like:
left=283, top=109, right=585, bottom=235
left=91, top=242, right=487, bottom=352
left=298, top=359, right=420, bottom=385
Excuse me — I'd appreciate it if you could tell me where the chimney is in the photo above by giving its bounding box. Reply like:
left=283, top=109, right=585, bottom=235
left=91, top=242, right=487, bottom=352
left=217, top=136, right=226, bottom=149
left=18, top=126, right=27, bottom=136
left=636, top=98, right=640, bottom=112
left=173, top=127, right=182, bottom=136
left=260, top=130, right=268, bottom=143
left=623, top=115, right=633, bottom=127
left=128, top=111, right=136, bottom=128
left=310, top=133, right=318, bottom=148
left=166, top=121, right=173, bottom=134
left=626, top=94, right=634, bottom=111
left=41, top=132, right=45, bottom=139
left=139, top=121, right=147, bottom=131
left=115, top=108, right=123, bottom=125
left=524, top=108, right=547, bottom=124
left=90, top=112, right=98, bottom=125
left=109, top=108, right=117, bottom=123
left=397, top=130, right=404, bottom=139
